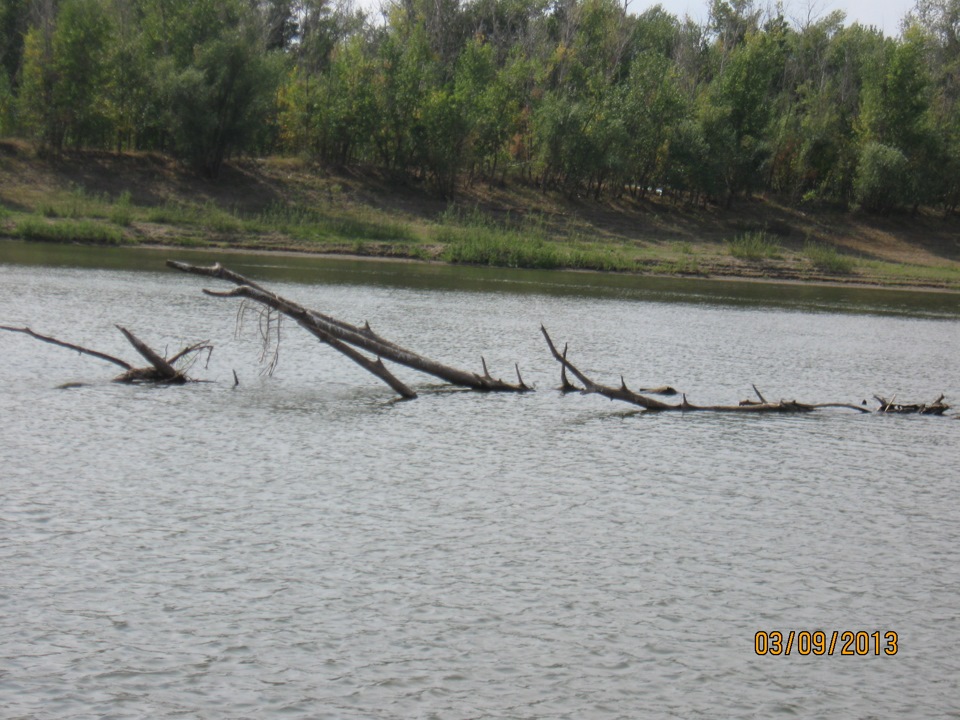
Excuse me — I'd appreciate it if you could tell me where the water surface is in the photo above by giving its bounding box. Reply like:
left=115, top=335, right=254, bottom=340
left=1, top=243, right=958, bottom=718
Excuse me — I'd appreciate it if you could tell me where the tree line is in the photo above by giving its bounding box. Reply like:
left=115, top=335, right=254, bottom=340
left=1, top=0, right=958, bottom=214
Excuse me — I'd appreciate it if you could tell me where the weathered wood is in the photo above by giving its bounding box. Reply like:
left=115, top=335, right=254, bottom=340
left=874, top=394, right=950, bottom=415
left=202, top=285, right=418, bottom=398
left=2, top=324, right=210, bottom=384
left=1, top=325, right=132, bottom=370
left=116, top=325, right=180, bottom=380
left=168, top=260, right=530, bottom=395
left=542, top=325, right=872, bottom=414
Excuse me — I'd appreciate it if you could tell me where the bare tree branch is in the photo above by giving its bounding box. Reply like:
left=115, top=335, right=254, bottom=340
left=169, top=260, right=530, bottom=394
left=1, top=325, right=133, bottom=369
left=541, top=325, right=872, bottom=414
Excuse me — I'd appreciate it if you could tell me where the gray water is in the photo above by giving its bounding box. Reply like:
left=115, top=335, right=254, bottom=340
left=1, top=243, right=959, bottom=719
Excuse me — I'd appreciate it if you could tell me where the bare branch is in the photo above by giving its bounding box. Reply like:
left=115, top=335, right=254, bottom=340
left=170, top=260, right=529, bottom=394
left=1, top=325, right=132, bottom=369
left=116, top=326, right=180, bottom=380
left=541, top=325, right=871, bottom=414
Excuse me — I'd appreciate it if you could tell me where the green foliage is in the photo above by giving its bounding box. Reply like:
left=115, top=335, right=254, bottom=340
left=804, top=240, right=855, bottom=273
left=729, top=231, right=781, bottom=259
left=0, top=0, right=956, bottom=218
left=16, top=216, right=124, bottom=244
left=109, top=191, right=133, bottom=226
left=163, top=19, right=282, bottom=176
left=854, top=141, right=909, bottom=213
left=18, top=0, right=112, bottom=150
left=0, top=71, right=13, bottom=135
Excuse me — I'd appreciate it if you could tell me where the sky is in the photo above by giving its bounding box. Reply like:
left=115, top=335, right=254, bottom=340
left=628, top=0, right=915, bottom=36
left=359, top=0, right=916, bottom=37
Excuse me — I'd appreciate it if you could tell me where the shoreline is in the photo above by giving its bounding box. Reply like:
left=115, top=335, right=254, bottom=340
left=2, top=148, right=959, bottom=295
left=46, top=239, right=960, bottom=295
left=132, top=242, right=960, bottom=295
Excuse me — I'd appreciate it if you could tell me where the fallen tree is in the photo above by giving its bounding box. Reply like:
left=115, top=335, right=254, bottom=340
left=541, top=326, right=949, bottom=415
left=167, top=260, right=530, bottom=399
left=0, top=325, right=212, bottom=384
left=874, top=394, right=950, bottom=415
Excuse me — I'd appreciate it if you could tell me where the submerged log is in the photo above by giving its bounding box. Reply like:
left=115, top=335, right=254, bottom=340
left=167, top=260, right=531, bottom=398
left=541, top=325, right=872, bottom=414
left=874, top=394, right=950, bottom=415
left=0, top=324, right=212, bottom=384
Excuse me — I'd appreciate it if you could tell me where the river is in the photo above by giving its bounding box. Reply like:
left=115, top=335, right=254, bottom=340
left=1, top=242, right=958, bottom=719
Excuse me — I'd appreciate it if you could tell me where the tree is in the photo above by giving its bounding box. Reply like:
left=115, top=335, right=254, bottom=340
left=18, top=0, right=112, bottom=151
left=699, top=25, right=784, bottom=205
left=853, top=141, right=909, bottom=212
left=858, top=26, right=936, bottom=209
left=0, top=0, right=28, bottom=89
left=144, top=0, right=283, bottom=176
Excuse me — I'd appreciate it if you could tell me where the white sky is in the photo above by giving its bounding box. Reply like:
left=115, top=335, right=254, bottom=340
left=630, top=0, right=914, bottom=36
left=359, top=0, right=915, bottom=37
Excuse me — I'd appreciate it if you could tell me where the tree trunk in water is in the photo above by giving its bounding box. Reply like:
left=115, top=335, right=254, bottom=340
left=542, top=325, right=891, bottom=415
left=1, top=325, right=212, bottom=384
left=167, top=261, right=530, bottom=397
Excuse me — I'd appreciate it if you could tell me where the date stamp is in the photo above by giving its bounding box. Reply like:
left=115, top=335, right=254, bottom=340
left=755, top=630, right=898, bottom=656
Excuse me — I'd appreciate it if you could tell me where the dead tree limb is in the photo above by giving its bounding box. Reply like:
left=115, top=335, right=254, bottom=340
left=1, top=325, right=211, bottom=384
left=168, top=260, right=530, bottom=395
left=541, top=325, right=871, bottom=414
left=1, top=325, right=132, bottom=370
left=204, top=285, right=417, bottom=398
left=874, top=394, right=950, bottom=415
left=116, top=325, right=179, bottom=380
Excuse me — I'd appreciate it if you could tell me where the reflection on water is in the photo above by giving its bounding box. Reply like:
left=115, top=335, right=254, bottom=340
left=1, top=244, right=959, bottom=719
left=2, top=239, right=959, bottom=318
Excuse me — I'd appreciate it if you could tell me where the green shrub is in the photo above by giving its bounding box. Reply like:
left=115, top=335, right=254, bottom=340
left=441, top=226, right=563, bottom=269
left=804, top=241, right=854, bottom=274
left=729, top=231, right=781, bottom=260
left=199, top=202, right=241, bottom=233
left=145, top=201, right=195, bottom=224
left=854, top=142, right=908, bottom=214
left=15, top=217, right=124, bottom=244
left=109, top=191, right=133, bottom=226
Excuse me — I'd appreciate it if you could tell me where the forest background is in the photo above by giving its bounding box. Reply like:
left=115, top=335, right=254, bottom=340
left=1, top=0, right=959, bottom=286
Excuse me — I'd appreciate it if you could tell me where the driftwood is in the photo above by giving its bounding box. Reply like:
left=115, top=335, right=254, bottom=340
left=542, top=325, right=876, bottom=414
left=0, top=325, right=212, bottom=384
left=167, top=260, right=530, bottom=399
left=874, top=394, right=950, bottom=415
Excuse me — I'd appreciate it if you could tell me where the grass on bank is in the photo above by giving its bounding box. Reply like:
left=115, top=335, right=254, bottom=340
left=15, top=216, right=124, bottom=244
left=729, top=231, right=781, bottom=260
left=3, top=176, right=959, bottom=288
left=434, top=206, right=639, bottom=271
left=803, top=240, right=855, bottom=274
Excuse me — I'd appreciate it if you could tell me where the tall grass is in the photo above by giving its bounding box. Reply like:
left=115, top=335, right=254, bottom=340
left=16, top=216, right=125, bottom=244
left=435, top=208, right=637, bottom=271
left=729, top=231, right=781, bottom=260
left=441, top=228, right=563, bottom=268
left=248, top=203, right=417, bottom=243
left=804, top=241, right=854, bottom=274
left=145, top=201, right=195, bottom=224
left=437, top=207, right=560, bottom=268
left=109, top=191, right=133, bottom=226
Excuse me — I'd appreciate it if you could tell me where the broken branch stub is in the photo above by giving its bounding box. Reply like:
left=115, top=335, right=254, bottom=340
left=167, top=260, right=530, bottom=397
left=541, top=325, right=872, bottom=414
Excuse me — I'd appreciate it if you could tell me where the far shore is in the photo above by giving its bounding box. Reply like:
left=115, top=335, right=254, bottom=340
left=2, top=143, right=958, bottom=292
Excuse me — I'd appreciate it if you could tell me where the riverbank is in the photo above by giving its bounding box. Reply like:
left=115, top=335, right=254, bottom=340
left=2, top=140, right=959, bottom=290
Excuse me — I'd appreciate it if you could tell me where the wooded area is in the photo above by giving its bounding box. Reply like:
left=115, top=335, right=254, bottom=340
left=1, top=0, right=959, bottom=213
